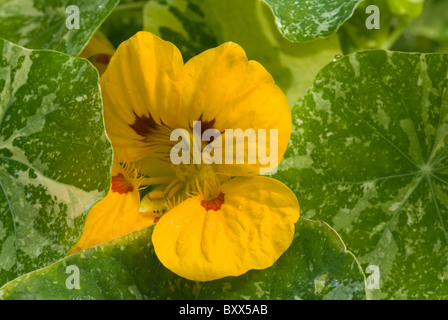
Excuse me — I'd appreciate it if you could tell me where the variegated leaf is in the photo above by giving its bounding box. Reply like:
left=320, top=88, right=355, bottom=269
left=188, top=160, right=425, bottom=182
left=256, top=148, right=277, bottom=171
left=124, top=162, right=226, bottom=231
left=0, top=219, right=366, bottom=300
left=262, top=0, right=363, bottom=42
left=275, top=50, right=448, bottom=299
left=0, top=38, right=112, bottom=286
left=143, top=0, right=342, bottom=107
left=0, top=0, right=120, bottom=56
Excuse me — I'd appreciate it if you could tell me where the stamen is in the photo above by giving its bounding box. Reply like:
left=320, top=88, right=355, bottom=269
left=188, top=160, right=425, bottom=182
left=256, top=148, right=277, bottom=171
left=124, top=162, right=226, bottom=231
left=163, top=178, right=181, bottom=195
left=184, top=181, right=191, bottom=196
left=148, top=190, right=165, bottom=200
left=165, top=194, right=183, bottom=211
left=166, top=182, right=183, bottom=199
left=195, top=179, right=202, bottom=195
left=140, top=176, right=176, bottom=186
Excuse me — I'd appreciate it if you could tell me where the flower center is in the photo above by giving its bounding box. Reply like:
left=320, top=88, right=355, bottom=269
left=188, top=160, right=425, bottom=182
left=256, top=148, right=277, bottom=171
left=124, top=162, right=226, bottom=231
left=138, top=123, right=230, bottom=215
left=141, top=162, right=229, bottom=214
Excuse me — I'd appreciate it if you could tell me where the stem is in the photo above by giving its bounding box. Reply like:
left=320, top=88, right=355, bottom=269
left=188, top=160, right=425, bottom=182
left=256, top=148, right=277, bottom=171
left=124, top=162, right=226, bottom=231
left=380, top=18, right=410, bottom=50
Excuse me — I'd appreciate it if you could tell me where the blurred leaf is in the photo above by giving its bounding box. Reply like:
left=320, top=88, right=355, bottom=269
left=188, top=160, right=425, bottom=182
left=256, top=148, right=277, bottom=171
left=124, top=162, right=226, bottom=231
left=100, top=0, right=147, bottom=48
left=392, top=0, right=448, bottom=53
left=338, top=0, right=393, bottom=53
left=398, top=0, right=448, bottom=48
left=338, top=0, right=425, bottom=54
left=275, top=50, right=448, bottom=299
left=0, top=38, right=112, bottom=287
left=392, top=33, right=448, bottom=53
left=388, top=0, right=424, bottom=19
left=262, top=0, right=363, bottom=42
left=0, top=0, right=120, bottom=56
left=0, top=219, right=366, bottom=300
left=143, top=0, right=341, bottom=107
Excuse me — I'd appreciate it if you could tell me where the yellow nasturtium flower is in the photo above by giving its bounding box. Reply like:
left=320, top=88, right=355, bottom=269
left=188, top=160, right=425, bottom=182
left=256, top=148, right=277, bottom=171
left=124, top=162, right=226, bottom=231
left=71, top=31, right=300, bottom=281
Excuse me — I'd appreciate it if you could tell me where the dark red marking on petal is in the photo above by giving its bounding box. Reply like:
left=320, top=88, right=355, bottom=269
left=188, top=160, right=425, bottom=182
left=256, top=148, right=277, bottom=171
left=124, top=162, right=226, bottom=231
left=129, top=111, right=160, bottom=137
left=93, top=54, right=111, bottom=65
left=111, top=173, right=134, bottom=194
left=201, top=192, right=225, bottom=211
left=154, top=217, right=160, bottom=223
left=190, top=114, right=226, bottom=145
left=199, top=115, right=216, bottom=136
left=191, top=114, right=221, bottom=136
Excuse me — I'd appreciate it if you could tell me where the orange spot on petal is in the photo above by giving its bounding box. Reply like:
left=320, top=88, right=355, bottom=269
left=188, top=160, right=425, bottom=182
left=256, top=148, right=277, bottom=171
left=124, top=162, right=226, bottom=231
left=201, top=192, right=225, bottom=211
left=111, top=173, right=134, bottom=194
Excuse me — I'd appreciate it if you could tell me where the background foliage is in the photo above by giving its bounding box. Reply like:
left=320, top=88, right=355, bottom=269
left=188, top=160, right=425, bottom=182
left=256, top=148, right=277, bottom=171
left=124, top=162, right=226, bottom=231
left=0, top=0, right=447, bottom=300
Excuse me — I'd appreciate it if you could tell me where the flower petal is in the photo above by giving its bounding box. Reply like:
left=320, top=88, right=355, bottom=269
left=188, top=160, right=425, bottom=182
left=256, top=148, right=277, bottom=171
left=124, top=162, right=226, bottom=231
left=79, top=31, right=115, bottom=76
left=100, top=31, right=185, bottom=162
left=182, top=42, right=291, bottom=176
left=69, top=162, right=157, bottom=254
left=152, top=176, right=300, bottom=281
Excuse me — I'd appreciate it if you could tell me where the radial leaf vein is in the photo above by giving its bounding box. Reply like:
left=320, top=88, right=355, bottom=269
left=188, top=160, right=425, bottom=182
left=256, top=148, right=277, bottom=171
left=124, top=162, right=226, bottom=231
left=0, top=178, right=19, bottom=273
left=427, top=175, right=448, bottom=244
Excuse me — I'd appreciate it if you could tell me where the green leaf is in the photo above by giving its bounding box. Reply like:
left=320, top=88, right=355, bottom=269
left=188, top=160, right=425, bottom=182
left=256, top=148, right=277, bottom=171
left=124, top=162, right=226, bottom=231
left=338, top=0, right=424, bottom=54
left=262, top=0, right=363, bottom=42
left=0, top=38, right=112, bottom=286
left=0, top=0, right=120, bottom=56
left=143, top=0, right=342, bottom=107
left=338, top=0, right=395, bottom=53
left=406, top=0, right=448, bottom=44
left=391, top=0, right=448, bottom=53
left=0, top=219, right=367, bottom=300
left=388, top=0, right=424, bottom=18
left=274, top=50, right=448, bottom=299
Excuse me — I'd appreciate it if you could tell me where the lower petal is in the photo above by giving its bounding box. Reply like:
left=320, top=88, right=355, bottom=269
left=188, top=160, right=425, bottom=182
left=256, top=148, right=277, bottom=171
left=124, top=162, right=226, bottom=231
left=152, top=176, right=300, bottom=281
left=69, top=187, right=156, bottom=255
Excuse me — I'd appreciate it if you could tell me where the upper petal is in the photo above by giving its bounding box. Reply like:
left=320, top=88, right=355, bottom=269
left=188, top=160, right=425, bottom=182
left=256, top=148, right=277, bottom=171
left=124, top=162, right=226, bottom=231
left=152, top=176, right=300, bottom=281
left=182, top=42, right=292, bottom=176
left=100, top=31, right=185, bottom=162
